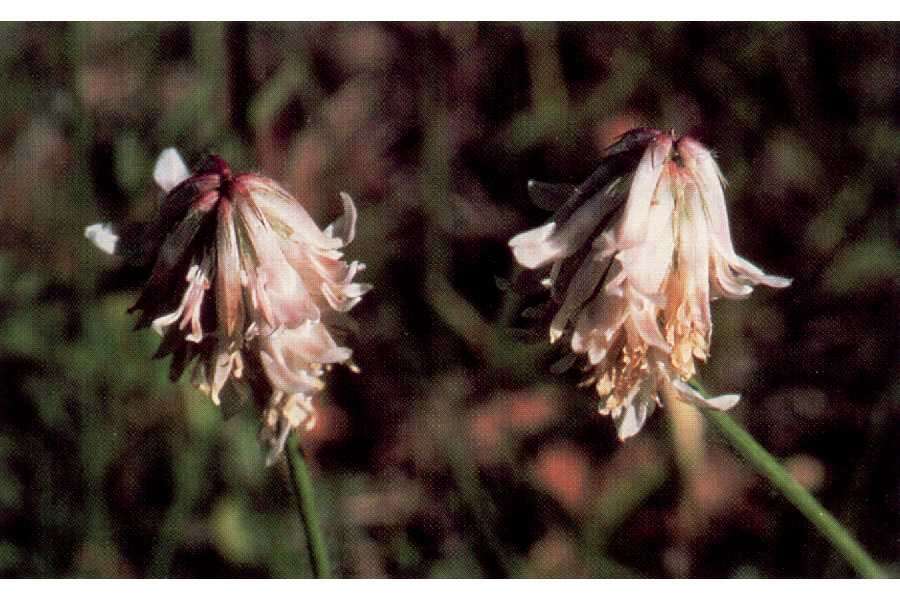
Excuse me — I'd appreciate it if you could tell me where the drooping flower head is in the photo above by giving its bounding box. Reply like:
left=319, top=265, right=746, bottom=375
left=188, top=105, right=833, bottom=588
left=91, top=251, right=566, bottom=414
left=509, top=129, right=790, bottom=440
left=87, top=149, right=371, bottom=462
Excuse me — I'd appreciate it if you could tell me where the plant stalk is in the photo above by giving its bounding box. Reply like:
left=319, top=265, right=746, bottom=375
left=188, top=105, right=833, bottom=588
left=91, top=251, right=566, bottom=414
left=696, top=390, right=883, bottom=578
left=284, top=434, right=332, bottom=578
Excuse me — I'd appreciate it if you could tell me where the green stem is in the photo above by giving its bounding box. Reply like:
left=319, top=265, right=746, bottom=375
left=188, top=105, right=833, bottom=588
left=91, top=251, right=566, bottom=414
left=284, top=435, right=332, bottom=578
left=696, top=391, right=883, bottom=578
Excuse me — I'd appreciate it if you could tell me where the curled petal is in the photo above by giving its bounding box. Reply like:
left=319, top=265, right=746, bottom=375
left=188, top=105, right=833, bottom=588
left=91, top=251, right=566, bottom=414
left=325, top=192, right=358, bottom=245
left=280, top=320, right=353, bottom=365
left=729, top=254, right=793, bottom=289
left=150, top=261, right=210, bottom=341
left=710, top=250, right=755, bottom=298
left=282, top=243, right=353, bottom=296
left=321, top=279, right=373, bottom=312
left=710, top=248, right=792, bottom=299
left=259, top=321, right=353, bottom=396
left=209, top=351, right=243, bottom=406
left=671, top=378, right=740, bottom=411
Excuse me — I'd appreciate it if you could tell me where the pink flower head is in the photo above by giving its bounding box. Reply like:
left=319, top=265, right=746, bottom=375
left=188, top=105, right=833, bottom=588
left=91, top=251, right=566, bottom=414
left=509, top=129, right=790, bottom=440
left=87, top=149, right=371, bottom=462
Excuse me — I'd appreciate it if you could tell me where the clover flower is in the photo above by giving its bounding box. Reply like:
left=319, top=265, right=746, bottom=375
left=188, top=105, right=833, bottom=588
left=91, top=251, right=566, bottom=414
left=509, top=129, right=790, bottom=440
left=87, top=149, right=370, bottom=461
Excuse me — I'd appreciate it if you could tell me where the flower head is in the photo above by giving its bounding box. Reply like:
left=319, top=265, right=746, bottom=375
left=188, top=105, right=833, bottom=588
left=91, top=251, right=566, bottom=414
left=509, top=129, right=790, bottom=440
left=87, top=149, right=371, bottom=462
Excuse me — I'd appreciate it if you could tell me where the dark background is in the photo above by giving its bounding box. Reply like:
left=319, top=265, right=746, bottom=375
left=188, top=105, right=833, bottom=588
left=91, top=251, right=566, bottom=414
left=0, top=22, right=897, bottom=577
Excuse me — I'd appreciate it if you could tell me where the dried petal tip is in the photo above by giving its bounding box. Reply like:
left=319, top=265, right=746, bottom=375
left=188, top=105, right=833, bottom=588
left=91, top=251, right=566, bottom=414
left=509, top=128, right=789, bottom=439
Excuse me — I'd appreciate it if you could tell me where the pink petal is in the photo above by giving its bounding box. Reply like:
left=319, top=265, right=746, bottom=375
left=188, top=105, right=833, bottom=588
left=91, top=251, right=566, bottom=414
left=241, top=176, right=343, bottom=250
left=237, top=195, right=319, bottom=329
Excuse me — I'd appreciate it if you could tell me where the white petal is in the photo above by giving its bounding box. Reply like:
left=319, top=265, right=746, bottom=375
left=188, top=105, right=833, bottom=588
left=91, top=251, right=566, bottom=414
left=618, top=183, right=675, bottom=297
left=509, top=222, right=558, bottom=269
left=84, top=223, right=119, bottom=255
left=270, top=321, right=353, bottom=366
left=517, top=183, right=635, bottom=272
left=677, top=137, right=792, bottom=295
left=613, top=386, right=656, bottom=440
left=615, top=135, right=672, bottom=249
left=671, top=378, right=740, bottom=411
left=153, top=148, right=191, bottom=193
left=678, top=136, right=736, bottom=257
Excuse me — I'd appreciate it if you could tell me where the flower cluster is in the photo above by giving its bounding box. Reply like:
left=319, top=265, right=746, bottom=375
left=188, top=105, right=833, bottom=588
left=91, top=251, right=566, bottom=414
left=87, top=149, right=370, bottom=461
left=509, top=129, right=790, bottom=440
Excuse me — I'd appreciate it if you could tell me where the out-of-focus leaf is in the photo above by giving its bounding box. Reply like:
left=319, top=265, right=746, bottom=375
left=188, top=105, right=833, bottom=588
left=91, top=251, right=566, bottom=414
left=823, top=236, right=897, bottom=295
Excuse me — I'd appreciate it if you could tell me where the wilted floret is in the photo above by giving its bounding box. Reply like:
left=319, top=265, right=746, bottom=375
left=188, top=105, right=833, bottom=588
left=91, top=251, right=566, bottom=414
left=509, top=129, right=790, bottom=440
left=87, top=149, right=370, bottom=462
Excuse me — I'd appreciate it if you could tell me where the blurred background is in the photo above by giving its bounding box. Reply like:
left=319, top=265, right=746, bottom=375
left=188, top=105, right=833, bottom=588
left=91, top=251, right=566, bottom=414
left=0, top=22, right=897, bottom=578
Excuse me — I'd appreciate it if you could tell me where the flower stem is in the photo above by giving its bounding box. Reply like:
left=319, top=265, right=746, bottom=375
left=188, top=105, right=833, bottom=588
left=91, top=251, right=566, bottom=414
left=284, top=434, right=332, bottom=578
left=695, top=388, right=883, bottom=578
